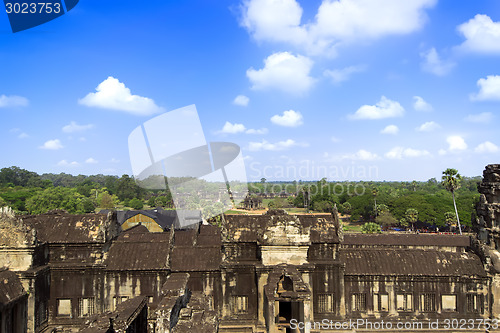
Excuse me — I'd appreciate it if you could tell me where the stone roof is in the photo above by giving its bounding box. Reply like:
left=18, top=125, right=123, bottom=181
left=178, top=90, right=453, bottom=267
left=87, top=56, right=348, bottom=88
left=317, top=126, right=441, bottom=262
left=223, top=210, right=340, bottom=244
left=161, top=273, right=191, bottom=297
left=80, top=296, right=147, bottom=333
left=342, top=233, right=471, bottom=247
left=21, top=210, right=116, bottom=244
left=0, top=269, right=27, bottom=307
left=105, top=231, right=172, bottom=271
left=170, top=246, right=221, bottom=272
left=339, top=248, right=486, bottom=276
left=170, top=225, right=222, bottom=272
left=155, top=274, right=218, bottom=333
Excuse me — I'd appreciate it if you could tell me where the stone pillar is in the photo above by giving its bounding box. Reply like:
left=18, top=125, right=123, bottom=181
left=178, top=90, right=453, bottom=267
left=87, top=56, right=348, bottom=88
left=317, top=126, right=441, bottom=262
left=339, top=264, right=346, bottom=317
left=257, top=271, right=269, bottom=326
left=303, top=299, right=311, bottom=333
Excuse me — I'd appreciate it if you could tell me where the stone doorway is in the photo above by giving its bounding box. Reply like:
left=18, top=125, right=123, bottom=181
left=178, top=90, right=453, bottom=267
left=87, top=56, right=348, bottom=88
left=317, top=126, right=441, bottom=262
left=278, top=300, right=303, bottom=333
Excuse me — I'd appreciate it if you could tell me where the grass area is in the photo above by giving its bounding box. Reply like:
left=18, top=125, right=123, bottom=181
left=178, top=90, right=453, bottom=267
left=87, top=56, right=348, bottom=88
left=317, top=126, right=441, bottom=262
left=225, top=209, right=248, bottom=214
left=284, top=207, right=308, bottom=214
left=342, top=223, right=363, bottom=233
left=341, top=217, right=365, bottom=233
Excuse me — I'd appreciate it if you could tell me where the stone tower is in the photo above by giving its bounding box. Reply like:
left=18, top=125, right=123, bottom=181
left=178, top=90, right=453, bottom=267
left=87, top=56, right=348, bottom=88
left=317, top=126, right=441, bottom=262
left=474, top=164, right=500, bottom=317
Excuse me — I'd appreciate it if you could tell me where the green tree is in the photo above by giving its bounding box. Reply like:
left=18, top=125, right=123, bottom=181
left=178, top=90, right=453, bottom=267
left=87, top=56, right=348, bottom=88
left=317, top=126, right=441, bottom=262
left=128, top=198, right=144, bottom=210
left=0, top=196, right=6, bottom=207
left=442, top=168, right=463, bottom=234
left=98, top=192, right=118, bottom=209
left=376, top=204, right=389, bottom=216
left=411, top=180, right=417, bottom=192
left=444, top=211, right=457, bottom=225
left=341, top=202, right=352, bottom=214
left=25, top=187, right=92, bottom=214
left=116, top=175, right=144, bottom=201
left=405, top=208, right=418, bottom=231
left=362, top=222, right=381, bottom=234
left=313, top=200, right=332, bottom=212
left=376, top=211, right=397, bottom=227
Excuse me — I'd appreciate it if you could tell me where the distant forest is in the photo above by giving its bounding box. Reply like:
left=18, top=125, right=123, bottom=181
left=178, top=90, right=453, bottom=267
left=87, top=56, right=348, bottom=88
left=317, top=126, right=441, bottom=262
left=0, top=166, right=481, bottom=227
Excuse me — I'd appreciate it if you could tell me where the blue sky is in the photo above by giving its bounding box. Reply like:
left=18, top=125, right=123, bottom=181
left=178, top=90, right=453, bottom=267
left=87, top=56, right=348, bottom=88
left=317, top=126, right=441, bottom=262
left=0, top=0, right=499, bottom=181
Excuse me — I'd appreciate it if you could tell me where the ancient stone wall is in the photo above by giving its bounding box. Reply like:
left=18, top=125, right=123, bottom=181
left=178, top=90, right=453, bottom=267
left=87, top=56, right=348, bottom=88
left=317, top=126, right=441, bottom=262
left=474, top=164, right=500, bottom=319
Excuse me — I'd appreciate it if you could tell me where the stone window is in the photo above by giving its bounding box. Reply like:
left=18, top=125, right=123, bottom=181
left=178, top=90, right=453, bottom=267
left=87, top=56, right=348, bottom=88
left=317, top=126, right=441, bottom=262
left=79, top=298, right=95, bottom=317
left=441, top=295, right=457, bottom=312
left=374, top=294, right=389, bottom=312
left=396, top=293, right=413, bottom=311
left=351, top=293, right=366, bottom=312
left=467, top=294, right=484, bottom=313
left=420, top=293, right=436, bottom=312
left=317, top=294, right=334, bottom=313
left=232, top=296, right=248, bottom=314
left=57, top=299, right=72, bottom=317
left=35, top=300, right=48, bottom=327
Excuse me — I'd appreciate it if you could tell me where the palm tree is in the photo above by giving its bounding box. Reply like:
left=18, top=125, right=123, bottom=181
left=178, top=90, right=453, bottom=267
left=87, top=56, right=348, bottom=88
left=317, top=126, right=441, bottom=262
left=405, top=208, right=418, bottom=231
left=442, top=168, right=463, bottom=235
left=372, top=188, right=378, bottom=218
left=411, top=180, right=417, bottom=192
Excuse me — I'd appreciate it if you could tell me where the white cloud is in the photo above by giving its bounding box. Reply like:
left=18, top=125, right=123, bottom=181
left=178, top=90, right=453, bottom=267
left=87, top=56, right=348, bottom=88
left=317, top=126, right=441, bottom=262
left=246, top=52, right=315, bottom=94
left=62, top=121, right=94, bottom=133
left=475, top=141, right=499, bottom=154
left=0, top=95, right=29, bottom=108
left=57, top=160, right=79, bottom=167
left=248, top=139, right=307, bottom=151
left=457, top=14, right=500, bottom=54
left=241, top=0, right=308, bottom=46
left=464, top=112, right=493, bottom=123
left=245, top=128, right=268, bottom=134
left=11, top=129, right=29, bottom=139
left=78, top=76, right=164, bottom=115
left=420, top=48, right=455, bottom=76
left=324, top=65, right=366, bottom=83
left=219, top=121, right=268, bottom=134
left=270, top=110, right=303, bottom=127
left=85, top=157, right=98, bottom=164
left=40, top=139, right=63, bottom=150
left=349, top=96, right=404, bottom=120
left=385, top=146, right=430, bottom=159
left=470, top=75, right=500, bottom=101
left=220, top=121, right=246, bottom=134
left=413, top=96, right=433, bottom=111
left=416, top=121, right=440, bottom=132
left=341, top=149, right=379, bottom=161
left=331, top=136, right=341, bottom=143
left=240, top=0, right=436, bottom=56
left=233, top=95, right=250, bottom=106
left=380, top=125, right=399, bottom=135
left=447, top=135, right=467, bottom=151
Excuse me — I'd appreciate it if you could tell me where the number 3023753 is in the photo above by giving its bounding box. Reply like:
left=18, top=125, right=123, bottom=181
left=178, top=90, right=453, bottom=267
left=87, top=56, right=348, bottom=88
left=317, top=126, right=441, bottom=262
left=5, top=3, right=61, bottom=14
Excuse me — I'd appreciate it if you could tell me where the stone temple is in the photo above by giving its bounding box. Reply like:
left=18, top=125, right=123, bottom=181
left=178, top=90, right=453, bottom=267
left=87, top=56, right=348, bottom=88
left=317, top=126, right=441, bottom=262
left=1, top=164, right=500, bottom=332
